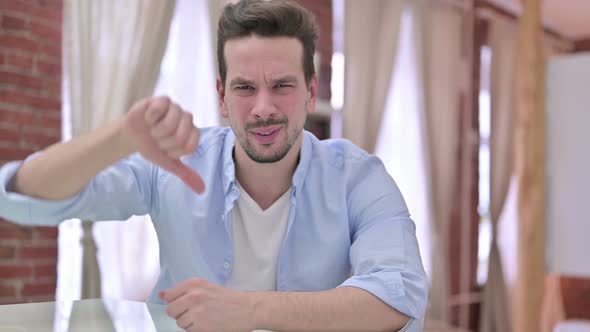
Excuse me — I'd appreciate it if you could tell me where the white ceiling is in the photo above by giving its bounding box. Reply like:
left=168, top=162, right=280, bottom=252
left=487, top=0, right=590, bottom=40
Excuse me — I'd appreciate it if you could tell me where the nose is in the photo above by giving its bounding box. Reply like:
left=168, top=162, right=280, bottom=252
left=251, top=89, right=277, bottom=120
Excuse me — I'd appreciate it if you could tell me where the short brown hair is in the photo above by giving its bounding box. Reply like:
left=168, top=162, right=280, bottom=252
left=217, top=0, right=319, bottom=87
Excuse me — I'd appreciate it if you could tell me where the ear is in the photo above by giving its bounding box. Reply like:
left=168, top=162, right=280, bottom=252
left=306, top=75, right=319, bottom=114
left=217, top=77, right=228, bottom=118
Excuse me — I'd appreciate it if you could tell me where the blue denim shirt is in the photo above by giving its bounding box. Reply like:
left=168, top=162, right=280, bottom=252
left=0, top=127, right=428, bottom=329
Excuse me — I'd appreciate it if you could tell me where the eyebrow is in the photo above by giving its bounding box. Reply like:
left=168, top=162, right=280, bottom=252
left=228, top=75, right=299, bottom=88
left=271, top=75, right=298, bottom=85
left=229, top=77, right=255, bottom=88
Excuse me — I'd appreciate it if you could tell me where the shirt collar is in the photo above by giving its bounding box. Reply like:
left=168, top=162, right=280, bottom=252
left=291, top=131, right=313, bottom=193
left=221, top=129, right=237, bottom=195
left=220, top=129, right=314, bottom=196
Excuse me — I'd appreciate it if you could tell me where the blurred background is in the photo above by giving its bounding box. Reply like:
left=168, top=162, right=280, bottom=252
left=0, top=0, right=589, bottom=331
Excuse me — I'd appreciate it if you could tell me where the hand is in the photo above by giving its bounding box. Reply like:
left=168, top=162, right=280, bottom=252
left=123, top=96, right=205, bottom=194
left=160, top=278, right=258, bottom=332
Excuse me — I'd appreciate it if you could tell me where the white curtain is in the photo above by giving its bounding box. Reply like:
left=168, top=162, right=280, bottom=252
left=479, top=15, right=517, bottom=332
left=375, top=8, right=433, bottom=283
left=413, top=0, right=464, bottom=323
left=342, top=0, right=405, bottom=153
left=60, top=0, right=176, bottom=301
left=498, top=177, right=518, bottom=300
left=154, top=0, right=219, bottom=128
left=66, top=1, right=176, bottom=135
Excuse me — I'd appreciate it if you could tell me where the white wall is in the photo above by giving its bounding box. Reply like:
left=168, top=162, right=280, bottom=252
left=545, top=53, right=590, bottom=277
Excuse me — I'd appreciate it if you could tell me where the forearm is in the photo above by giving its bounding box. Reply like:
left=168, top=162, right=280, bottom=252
left=10, top=118, right=136, bottom=200
left=252, top=286, right=410, bottom=332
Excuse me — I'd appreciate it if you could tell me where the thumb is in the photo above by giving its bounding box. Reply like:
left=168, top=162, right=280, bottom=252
left=151, top=151, right=206, bottom=194
left=171, top=160, right=206, bottom=194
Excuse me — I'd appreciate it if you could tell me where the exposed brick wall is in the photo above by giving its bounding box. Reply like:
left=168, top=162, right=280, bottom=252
left=574, top=38, right=590, bottom=52
left=291, top=0, right=333, bottom=140
left=561, top=276, right=590, bottom=320
left=0, top=0, right=62, bottom=304
left=290, top=0, right=333, bottom=100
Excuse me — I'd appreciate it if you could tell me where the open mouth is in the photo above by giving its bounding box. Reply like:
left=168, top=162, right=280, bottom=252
left=250, top=126, right=282, bottom=144
left=256, top=128, right=279, bottom=136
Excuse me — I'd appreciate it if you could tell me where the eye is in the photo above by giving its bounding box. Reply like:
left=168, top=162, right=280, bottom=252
left=274, top=83, right=294, bottom=90
left=233, top=85, right=255, bottom=96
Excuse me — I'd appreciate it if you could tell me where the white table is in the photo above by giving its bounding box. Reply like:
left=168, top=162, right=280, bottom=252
left=0, top=298, right=182, bottom=332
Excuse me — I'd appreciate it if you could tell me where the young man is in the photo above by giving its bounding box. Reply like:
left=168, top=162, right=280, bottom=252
left=0, top=0, right=428, bottom=331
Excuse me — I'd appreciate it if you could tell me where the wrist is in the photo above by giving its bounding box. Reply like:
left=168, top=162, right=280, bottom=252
left=248, top=291, right=272, bottom=330
left=114, top=116, right=139, bottom=156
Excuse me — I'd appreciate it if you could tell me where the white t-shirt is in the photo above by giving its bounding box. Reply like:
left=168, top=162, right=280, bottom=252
left=225, top=182, right=291, bottom=291
left=226, top=185, right=411, bottom=332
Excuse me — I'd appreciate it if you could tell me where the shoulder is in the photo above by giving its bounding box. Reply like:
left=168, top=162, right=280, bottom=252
left=306, top=132, right=397, bottom=196
left=304, top=132, right=408, bottom=220
left=307, top=132, right=383, bottom=173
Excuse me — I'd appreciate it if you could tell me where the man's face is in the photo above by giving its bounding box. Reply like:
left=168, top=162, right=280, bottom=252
left=218, top=36, right=317, bottom=164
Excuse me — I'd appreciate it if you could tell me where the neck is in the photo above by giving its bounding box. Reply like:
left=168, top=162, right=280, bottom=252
left=234, top=133, right=303, bottom=210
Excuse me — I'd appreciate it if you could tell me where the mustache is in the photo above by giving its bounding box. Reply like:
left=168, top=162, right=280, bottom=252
left=245, top=118, right=288, bottom=130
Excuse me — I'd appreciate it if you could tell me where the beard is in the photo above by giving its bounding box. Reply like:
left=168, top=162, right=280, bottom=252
left=238, top=117, right=301, bottom=164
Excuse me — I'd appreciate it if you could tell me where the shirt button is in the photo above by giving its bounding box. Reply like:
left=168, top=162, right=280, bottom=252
left=223, top=262, right=230, bottom=269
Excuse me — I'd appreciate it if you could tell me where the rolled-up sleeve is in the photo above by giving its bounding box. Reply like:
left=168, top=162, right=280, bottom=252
left=0, top=153, right=156, bottom=226
left=338, top=156, right=429, bottom=323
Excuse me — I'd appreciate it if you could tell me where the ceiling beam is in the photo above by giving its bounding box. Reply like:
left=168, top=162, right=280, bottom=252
left=474, top=0, right=569, bottom=42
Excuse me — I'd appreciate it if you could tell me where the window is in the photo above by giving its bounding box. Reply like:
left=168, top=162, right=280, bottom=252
left=477, top=46, right=492, bottom=285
